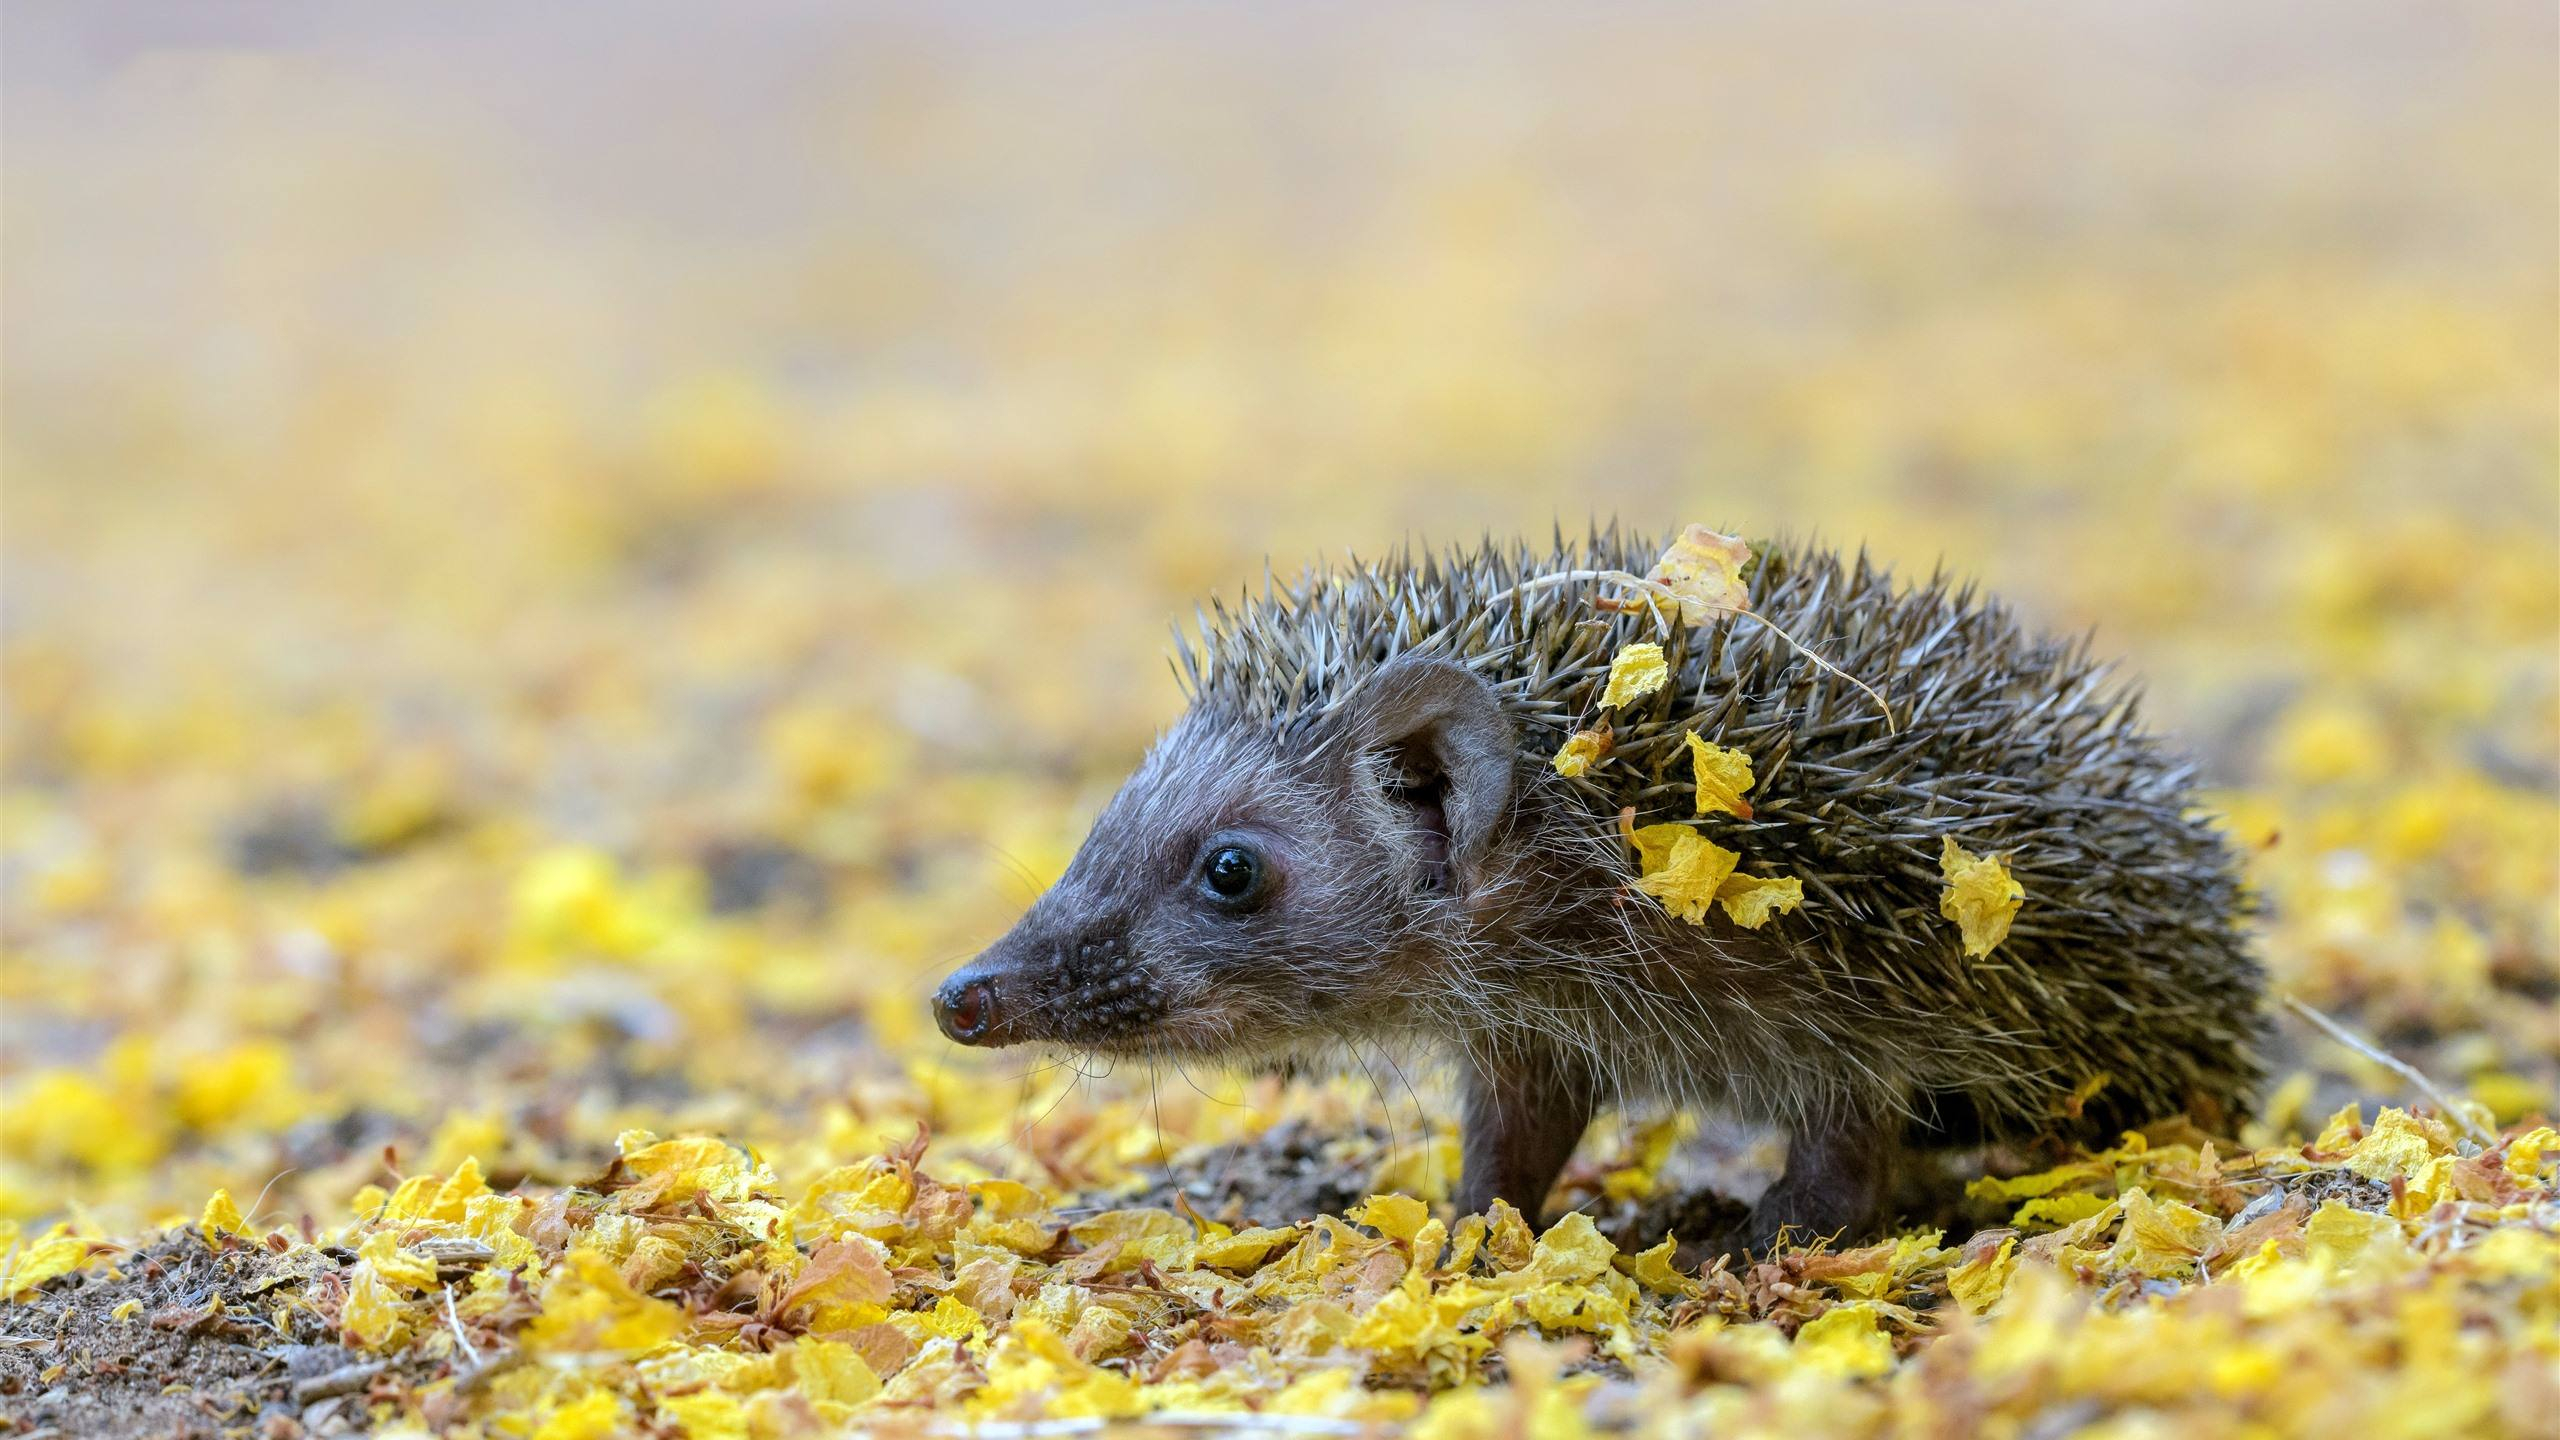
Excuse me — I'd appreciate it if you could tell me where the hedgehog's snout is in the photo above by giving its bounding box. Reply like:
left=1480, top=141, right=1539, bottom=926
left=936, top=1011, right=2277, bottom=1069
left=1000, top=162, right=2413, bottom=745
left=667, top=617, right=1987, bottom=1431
left=931, top=966, right=1003, bottom=1045
left=934, top=921, right=1165, bottom=1049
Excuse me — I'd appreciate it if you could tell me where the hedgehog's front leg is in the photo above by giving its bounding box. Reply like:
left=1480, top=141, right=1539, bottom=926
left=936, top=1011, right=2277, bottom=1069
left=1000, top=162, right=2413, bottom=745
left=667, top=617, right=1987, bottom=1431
left=1452, top=1045, right=1594, bottom=1222
left=1726, top=1106, right=1905, bottom=1258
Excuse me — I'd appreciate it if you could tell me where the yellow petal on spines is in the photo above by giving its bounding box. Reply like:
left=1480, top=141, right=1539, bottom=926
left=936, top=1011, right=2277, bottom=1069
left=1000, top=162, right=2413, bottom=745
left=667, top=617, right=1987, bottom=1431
left=1715, top=872, right=1803, bottom=928
left=1938, top=835, right=2025, bottom=957
left=1598, top=643, right=1670, bottom=709
left=1683, top=733, right=1755, bottom=817
left=1630, top=826, right=1740, bottom=925
left=1551, top=727, right=1612, bottom=778
left=1626, top=821, right=1687, bottom=874
left=1647, top=525, right=1756, bottom=627
left=2052, top=1072, right=2112, bottom=1120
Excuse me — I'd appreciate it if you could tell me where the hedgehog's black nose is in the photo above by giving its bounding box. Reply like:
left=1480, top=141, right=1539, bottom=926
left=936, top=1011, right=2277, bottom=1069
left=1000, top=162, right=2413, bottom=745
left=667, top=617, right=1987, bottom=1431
left=933, top=970, right=999, bottom=1044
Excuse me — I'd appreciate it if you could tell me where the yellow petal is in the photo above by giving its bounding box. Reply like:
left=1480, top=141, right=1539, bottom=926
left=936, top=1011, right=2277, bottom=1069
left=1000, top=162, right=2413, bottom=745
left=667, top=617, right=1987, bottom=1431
left=656, top=1392, right=751, bottom=1440
left=1946, top=1235, right=2015, bottom=1314
left=1647, top=525, right=1755, bottom=627
left=969, top=1178, right=1050, bottom=1220
left=1194, top=1225, right=1299, bottom=1271
left=786, top=1337, right=883, bottom=1406
left=2011, top=1192, right=2113, bottom=1230
left=1598, top=643, right=1670, bottom=709
left=1626, top=821, right=1687, bottom=874
left=1791, top=1302, right=1895, bottom=1378
left=356, top=1230, right=441, bottom=1291
left=2504, top=1126, right=2558, bottom=1180
left=910, top=1293, right=989, bottom=1342
left=1631, top=826, right=1739, bottom=925
left=200, top=1189, right=252, bottom=1240
left=520, top=1248, right=685, bottom=1357
left=1964, top=1158, right=2108, bottom=1204
left=1069, top=1208, right=1189, bottom=1249
left=1614, top=1237, right=1697, bottom=1296
left=2301, top=1199, right=2410, bottom=1276
left=1938, top=835, right=2025, bottom=957
left=1484, top=1201, right=1536, bottom=1270
left=1, top=1224, right=93, bottom=1300
left=1683, top=733, right=1756, bottom=817
left=1354, top=1194, right=1431, bottom=1243
left=2105, top=1188, right=2222, bottom=1278
left=1715, top=872, right=1803, bottom=928
left=2308, top=1101, right=2365, bottom=1154
left=531, top=1393, right=629, bottom=1440
left=2397, top=1154, right=2458, bottom=1217
left=1345, top=1276, right=1458, bottom=1356
left=2343, top=1108, right=2444, bottom=1184
left=338, top=1266, right=412, bottom=1350
left=1551, top=727, right=1612, bottom=778
left=1523, top=1212, right=1618, bottom=1285
left=2051, top=1072, right=2112, bottom=1120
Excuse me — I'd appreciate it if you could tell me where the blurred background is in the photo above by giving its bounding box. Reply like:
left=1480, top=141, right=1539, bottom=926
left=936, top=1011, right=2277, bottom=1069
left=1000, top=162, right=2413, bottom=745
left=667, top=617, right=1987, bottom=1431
left=3, top=2, right=2554, bottom=1233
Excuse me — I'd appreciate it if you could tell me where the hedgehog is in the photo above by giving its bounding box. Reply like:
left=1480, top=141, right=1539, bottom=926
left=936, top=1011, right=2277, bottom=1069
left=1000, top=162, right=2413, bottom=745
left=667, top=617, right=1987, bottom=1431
left=934, top=525, right=2265, bottom=1254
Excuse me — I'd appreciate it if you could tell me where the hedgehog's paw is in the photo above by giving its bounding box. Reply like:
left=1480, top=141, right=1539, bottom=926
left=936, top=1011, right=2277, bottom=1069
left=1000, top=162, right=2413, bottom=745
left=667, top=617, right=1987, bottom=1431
left=1717, top=1110, right=1905, bottom=1264
left=1673, top=1228, right=1751, bottom=1275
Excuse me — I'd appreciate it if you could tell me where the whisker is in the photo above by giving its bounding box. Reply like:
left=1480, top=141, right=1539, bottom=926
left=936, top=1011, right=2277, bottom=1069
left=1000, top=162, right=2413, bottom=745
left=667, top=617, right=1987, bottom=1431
left=1351, top=1041, right=1401, bottom=1197
left=1012, top=1058, right=1090, bottom=1152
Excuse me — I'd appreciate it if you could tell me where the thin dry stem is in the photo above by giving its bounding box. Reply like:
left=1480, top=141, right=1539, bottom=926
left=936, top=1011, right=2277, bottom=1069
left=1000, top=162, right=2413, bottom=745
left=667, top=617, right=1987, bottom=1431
left=2282, top=993, right=2492, bottom=1144
left=1508, top=567, right=1901, bottom=733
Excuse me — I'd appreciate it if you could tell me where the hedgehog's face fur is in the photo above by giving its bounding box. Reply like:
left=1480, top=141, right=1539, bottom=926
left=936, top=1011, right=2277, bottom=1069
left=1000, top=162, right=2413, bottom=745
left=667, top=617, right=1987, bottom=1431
left=934, top=656, right=1518, bottom=1061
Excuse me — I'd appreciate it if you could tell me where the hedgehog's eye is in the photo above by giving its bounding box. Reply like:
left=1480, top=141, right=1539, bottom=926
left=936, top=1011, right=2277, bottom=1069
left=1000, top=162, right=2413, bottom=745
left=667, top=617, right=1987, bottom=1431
left=1197, top=842, right=1269, bottom=909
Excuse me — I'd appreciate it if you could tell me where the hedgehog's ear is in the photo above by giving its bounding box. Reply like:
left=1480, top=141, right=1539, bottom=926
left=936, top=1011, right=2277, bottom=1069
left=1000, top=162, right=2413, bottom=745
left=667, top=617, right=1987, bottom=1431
left=1333, top=656, right=1516, bottom=895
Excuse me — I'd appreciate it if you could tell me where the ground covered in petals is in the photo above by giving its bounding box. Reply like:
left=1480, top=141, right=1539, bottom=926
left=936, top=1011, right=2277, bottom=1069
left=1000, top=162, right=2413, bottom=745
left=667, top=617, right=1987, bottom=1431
left=3, top=5, right=2556, bottom=1437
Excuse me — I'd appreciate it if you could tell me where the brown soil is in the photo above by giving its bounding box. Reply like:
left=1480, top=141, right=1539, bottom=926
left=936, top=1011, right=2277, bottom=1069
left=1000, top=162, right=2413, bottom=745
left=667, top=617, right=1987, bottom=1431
left=0, top=1233, right=412, bottom=1439
left=1100, top=1119, right=1403, bottom=1227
